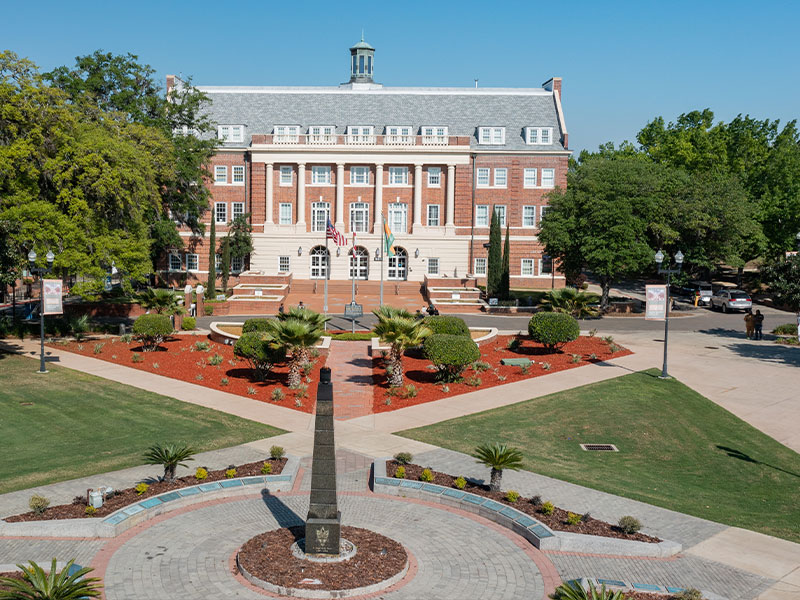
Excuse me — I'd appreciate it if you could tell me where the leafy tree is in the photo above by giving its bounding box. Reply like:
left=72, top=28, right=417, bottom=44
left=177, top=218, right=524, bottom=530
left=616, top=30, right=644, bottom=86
left=0, top=221, right=22, bottom=309
left=500, top=224, right=510, bottom=300
left=763, top=255, right=800, bottom=313
left=539, top=288, right=600, bottom=318
left=486, top=208, right=502, bottom=297
left=471, top=443, right=524, bottom=492
left=206, top=217, right=216, bottom=299
left=372, top=310, right=431, bottom=387
left=0, top=558, right=102, bottom=599
left=142, top=443, right=196, bottom=482
left=226, top=213, right=253, bottom=268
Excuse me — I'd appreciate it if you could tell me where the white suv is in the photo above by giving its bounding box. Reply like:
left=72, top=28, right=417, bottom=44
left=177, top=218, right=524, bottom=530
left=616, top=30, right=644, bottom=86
left=710, top=289, right=752, bottom=313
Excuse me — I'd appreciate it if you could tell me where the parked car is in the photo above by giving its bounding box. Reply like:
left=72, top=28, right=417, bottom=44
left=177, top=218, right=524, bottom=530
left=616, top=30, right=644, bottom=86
left=670, top=281, right=714, bottom=306
left=710, top=289, right=752, bottom=313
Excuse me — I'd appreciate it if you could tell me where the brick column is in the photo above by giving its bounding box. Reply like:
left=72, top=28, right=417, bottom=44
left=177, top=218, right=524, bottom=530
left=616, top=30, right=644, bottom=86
left=373, top=163, right=383, bottom=233
left=413, top=164, right=423, bottom=227
left=265, top=163, right=274, bottom=224
left=297, top=163, right=306, bottom=227
left=335, top=163, right=345, bottom=229
left=446, top=164, right=456, bottom=227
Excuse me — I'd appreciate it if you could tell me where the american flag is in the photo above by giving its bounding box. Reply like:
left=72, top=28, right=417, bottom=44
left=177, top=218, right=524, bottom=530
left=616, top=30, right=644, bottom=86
left=326, top=218, right=347, bottom=246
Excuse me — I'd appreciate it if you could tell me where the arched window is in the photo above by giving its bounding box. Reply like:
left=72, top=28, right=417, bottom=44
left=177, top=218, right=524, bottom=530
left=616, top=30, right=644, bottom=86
left=349, top=246, right=369, bottom=280
left=387, top=247, right=407, bottom=280
left=310, top=246, right=329, bottom=279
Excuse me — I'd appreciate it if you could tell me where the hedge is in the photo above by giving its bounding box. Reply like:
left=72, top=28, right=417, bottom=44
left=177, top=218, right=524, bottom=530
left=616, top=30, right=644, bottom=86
left=423, top=333, right=481, bottom=382
left=242, top=318, right=273, bottom=334
left=422, top=315, right=470, bottom=337
left=527, top=312, right=579, bottom=351
left=181, top=316, right=196, bottom=331
left=233, top=332, right=285, bottom=380
left=132, top=314, right=173, bottom=351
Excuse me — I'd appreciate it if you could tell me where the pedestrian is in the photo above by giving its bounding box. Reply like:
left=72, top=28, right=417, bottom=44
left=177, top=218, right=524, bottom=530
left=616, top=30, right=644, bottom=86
left=753, top=309, right=764, bottom=340
left=278, top=303, right=285, bottom=315
left=743, top=309, right=754, bottom=339
left=298, top=301, right=304, bottom=309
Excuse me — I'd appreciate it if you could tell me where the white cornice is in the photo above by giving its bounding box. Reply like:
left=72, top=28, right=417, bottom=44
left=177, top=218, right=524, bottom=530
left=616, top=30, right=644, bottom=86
left=197, top=85, right=552, bottom=97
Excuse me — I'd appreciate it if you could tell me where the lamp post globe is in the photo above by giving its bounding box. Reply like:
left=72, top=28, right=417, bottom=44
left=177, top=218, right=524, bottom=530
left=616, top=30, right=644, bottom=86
left=674, top=250, right=684, bottom=264
left=654, top=249, right=664, bottom=265
left=46, top=250, right=55, bottom=265
left=28, top=249, right=36, bottom=265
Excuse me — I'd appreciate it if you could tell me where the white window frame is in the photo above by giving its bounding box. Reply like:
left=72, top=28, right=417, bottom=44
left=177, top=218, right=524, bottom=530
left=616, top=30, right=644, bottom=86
left=168, top=253, right=182, bottom=271
left=427, top=257, right=440, bottom=275
left=540, top=206, right=551, bottom=221
left=385, top=126, right=414, bottom=145
left=494, top=205, right=506, bottom=227
left=387, top=247, right=408, bottom=280
left=494, top=168, right=508, bottom=188
left=279, top=255, right=290, bottom=272
left=217, top=125, right=244, bottom=143
left=427, top=166, right=441, bottom=187
left=349, top=202, right=370, bottom=233
left=388, top=202, right=408, bottom=234
left=539, top=256, right=553, bottom=276
left=279, top=202, right=293, bottom=225
left=478, top=126, right=505, bottom=145
left=475, top=205, right=489, bottom=227
left=346, top=126, right=375, bottom=144
left=388, top=166, right=409, bottom=186
left=279, top=166, right=293, bottom=186
left=308, top=125, right=336, bottom=145
left=274, top=125, right=300, bottom=143
left=350, top=166, right=370, bottom=186
left=521, top=258, right=535, bottom=276
left=474, top=257, right=487, bottom=276
left=526, top=127, right=554, bottom=145
left=476, top=168, right=490, bottom=188
left=186, top=253, right=199, bottom=272
left=349, top=246, right=369, bottom=280
left=232, top=202, right=245, bottom=220
left=310, top=246, right=329, bottom=279
left=541, top=168, right=556, bottom=188
left=231, top=256, right=243, bottom=273
left=215, top=202, right=227, bottom=224
left=524, top=168, right=538, bottom=188
left=232, top=165, right=245, bottom=184
left=427, top=204, right=440, bottom=227
left=522, top=206, right=537, bottom=228
left=215, top=253, right=221, bottom=271
left=311, top=202, right=331, bottom=233
left=421, top=126, right=448, bottom=145
left=214, top=166, right=227, bottom=184
left=311, top=166, right=332, bottom=185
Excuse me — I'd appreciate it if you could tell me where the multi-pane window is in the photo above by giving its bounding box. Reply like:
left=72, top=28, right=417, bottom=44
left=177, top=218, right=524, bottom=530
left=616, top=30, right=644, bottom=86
left=308, top=125, right=335, bottom=144
left=349, top=246, right=369, bottom=279
left=215, top=254, right=222, bottom=271
left=279, top=256, right=290, bottom=272
left=218, top=125, right=244, bottom=142
left=428, top=167, right=441, bottom=186
left=350, top=166, right=370, bottom=185
left=427, top=258, right=440, bottom=275
left=540, top=206, right=551, bottom=221
left=526, top=127, right=553, bottom=145
left=494, top=205, right=506, bottom=227
left=422, top=126, right=448, bottom=145
left=169, top=254, right=182, bottom=271
left=388, top=167, right=408, bottom=186
left=310, top=246, right=329, bottom=279
left=387, top=247, right=408, bottom=280
left=494, top=168, right=508, bottom=187
left=231, top=256, right=243, bottom=272
left=540, top=255, right=553, bottom=275
left=388, top=203, right=408, bottom=233
left=350, top=202, right=370, bottom=233
left=385, top=126, right=413, bottom=144
left=427, top=204, right=440, bottom=226
left=311, top=202, right=330, bottom=232
left=521, top=258, right=535, bottom=276
left=214, top=166, right=227, bottom=184
left=279, top=166, right=293, bottom=185
left=474, top=257, right=487, bottom=276
left=475, top=205, right=489, bottom=227
left=215, top=202, right=227, bottom=224
left=476, top=168, right=490, bottom=187
left=232, top=165, right=245, bottom=184
left=311, top=166, right=331, bottom=185
left=346, top=126, right=375, bottom=144
left=523, top=206, right=537, bottom=228
left=232, top=202, right=245, bottom=220
left=541, top=168, right=555, bottom=188
left=524, top=168, right=538, bottom=188
left=478, top=127, right=505, bottom=144
left=186, top=254, right=199, bottom=271
left=274, top=125, right=299, bottom=143
left=279, top=203, right=292, bottom=225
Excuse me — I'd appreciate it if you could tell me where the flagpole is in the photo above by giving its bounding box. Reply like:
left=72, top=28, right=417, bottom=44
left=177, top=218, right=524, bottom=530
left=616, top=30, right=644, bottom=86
left=324, top=219, right=329, bottom=331
left=351, top=233, right=356, bottom=333
left=380, top=213, right=385, bottom=307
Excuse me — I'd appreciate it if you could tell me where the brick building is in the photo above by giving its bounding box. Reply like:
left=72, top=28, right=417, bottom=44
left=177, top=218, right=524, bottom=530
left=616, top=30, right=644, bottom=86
left=163, top=39, right=570, bottom=292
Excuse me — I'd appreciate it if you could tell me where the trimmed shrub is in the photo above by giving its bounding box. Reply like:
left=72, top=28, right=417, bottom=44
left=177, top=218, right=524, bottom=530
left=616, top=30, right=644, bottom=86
left=225, top=468, right=236, bottom=479
left=394, top=452, right=413, bottom=465
left=566, top=512, right=581, bottom=525
left=270, top=445, right=286, bottom=459
left=422, top=315, right=470, bottom=337
left=454, top=476, right=467, bottom=490
left=29, top=494, right=50, bottom=516
left=261, top=462, right=272, bottom=475
left=394, top=466, right=406, bottom=479
left=242, top=318, right=272, bottom=334
left=195, top=467, right=208, bottom=480
left=234, top=333, right=284, bottom=381
left=541, top=501, right=554, bottom=515
left=419, top=468, right=434, bottom=482
left=132, top=314, right=173, bottom=351
left=84, top=505, right=97, bottom=516
left=135, top=482, right=149, bottom=495
left=504, top=490, right=520, bottom=503
left=773, top=323, right=798, bottom=335
left=674, top=589, right=706, bottom=600
left=328, top=331, right=374, bottom=341
left=423, top=333, right=481, bottom=382
left=617, top=515, right=642, bottom=534
left=527, top=312, right=579, bottom=351
left=182, top=316, right=196, bottom=330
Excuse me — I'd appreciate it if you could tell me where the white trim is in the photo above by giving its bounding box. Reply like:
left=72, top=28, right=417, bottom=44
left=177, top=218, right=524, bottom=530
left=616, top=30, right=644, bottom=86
left=553, top=89, right=568, bottom=140
left=494, top=168, right=507, bottom=188
left=494, top=205, right=507, bottom=227
left=217, top=125, right=244, bottom=143
left=522, top=205, right=537, bottom=228
left=475, top=204, right=489, bottom=227
left=311, top=165, right=332, bottom=185
left=520, top=258, right=535, bottom=276
left=232, top=202, right=245, bottom=220
left=427, top=166, right=441, bottom=187
left=476, top=167, right=490, bottom=188
left=307, top=125, right=336, bottom=145
left=473, top=257, right=487, bottom=276
left=278, top=202, right=293, bottom=225
left=388, top=166, right=409, bottom=186
left=168, top=253, right=182, bottom=272
left=349, top=201, right=370, bottom=233
left=198, top=86, right=554, bottom=96
left=523, top=168, right=538, bottom=188
left=186, top=253, right=200, bottom=272
left=541, top=168, right=556, bottom=188
left=214, top=202, right=228, bottom=224
left=426, top=204, right=441, bottom=227
left=231, top=165, right=245, bottom=185
left=525, top=127, right=554, bottom=145
left=350, top=165, right=370, bottom=185
left=427, top=257, right=440, bottom=275
left=214, top=165, right=227, bottom=184
left=274, top=125, right=300, bottom=144
left=478, top=126, right=505, bottom=145
left=279, top=165, right=293, bottom=186
left=278, top=255, right=290, bottom=272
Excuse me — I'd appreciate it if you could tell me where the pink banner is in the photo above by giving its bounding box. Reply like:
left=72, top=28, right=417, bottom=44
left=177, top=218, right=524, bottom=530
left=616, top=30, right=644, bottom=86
left=42, top=279, right=63, bottom=315
left=645, top=285, right=667, bottom=321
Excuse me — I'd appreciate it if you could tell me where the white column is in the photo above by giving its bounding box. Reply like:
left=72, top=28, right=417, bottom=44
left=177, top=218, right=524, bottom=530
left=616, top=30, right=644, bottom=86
left=373, top=163, right=383, bottom=232
left=413, top=164, right=423, bottom=227
left=265, top=163, right=274, bottom=224
left=297, top=163, right=306, bottom=226
left=446, top=164, right=455, bottom=227
left=335, top=163, right=345, bottom=229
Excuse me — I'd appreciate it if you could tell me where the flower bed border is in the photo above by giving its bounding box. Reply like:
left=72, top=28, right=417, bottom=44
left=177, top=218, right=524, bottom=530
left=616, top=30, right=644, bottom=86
left=371, top=460, right=681, bottom=558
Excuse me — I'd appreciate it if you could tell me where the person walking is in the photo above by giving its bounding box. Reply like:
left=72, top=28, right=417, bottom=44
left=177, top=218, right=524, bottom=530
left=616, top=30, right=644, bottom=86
left=744, top=309, right=755, bottom=339
left=753, top=309, right=764, bottom=340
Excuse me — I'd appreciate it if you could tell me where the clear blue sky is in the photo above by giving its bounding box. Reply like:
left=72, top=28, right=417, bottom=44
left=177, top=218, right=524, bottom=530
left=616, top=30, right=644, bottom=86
left=3, top=0, right=798, bottom=152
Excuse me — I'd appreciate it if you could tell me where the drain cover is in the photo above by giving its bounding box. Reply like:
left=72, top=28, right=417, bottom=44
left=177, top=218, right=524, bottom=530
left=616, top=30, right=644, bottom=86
left=580, top=444, right=619, bottom=452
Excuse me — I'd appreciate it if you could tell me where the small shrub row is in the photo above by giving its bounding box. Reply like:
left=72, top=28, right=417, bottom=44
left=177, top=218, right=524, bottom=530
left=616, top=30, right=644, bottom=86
left=527, top=312, right=579, bottom=351
left=422, top=315, right=470, bottom=337
left=423, top=333, right=480, bottom=382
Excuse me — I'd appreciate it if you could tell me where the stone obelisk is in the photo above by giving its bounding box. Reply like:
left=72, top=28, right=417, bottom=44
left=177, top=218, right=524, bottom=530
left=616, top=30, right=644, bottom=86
left=305, top=366, right=340, bottom=555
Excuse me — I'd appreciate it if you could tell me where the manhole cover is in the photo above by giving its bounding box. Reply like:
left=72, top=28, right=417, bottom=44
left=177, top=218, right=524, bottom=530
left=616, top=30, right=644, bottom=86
left=580, top=444, right=619, bottom=452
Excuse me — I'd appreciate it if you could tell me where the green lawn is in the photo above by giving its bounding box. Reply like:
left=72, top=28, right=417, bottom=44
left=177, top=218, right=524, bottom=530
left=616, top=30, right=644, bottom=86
left=399, top=369, right=800, bottom=543
left=0, top=352, right=284, bottom=494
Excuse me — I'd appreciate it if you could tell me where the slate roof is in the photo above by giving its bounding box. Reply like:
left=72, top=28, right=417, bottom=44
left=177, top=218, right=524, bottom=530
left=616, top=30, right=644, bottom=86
left=197, top=85, right=566, bottom=152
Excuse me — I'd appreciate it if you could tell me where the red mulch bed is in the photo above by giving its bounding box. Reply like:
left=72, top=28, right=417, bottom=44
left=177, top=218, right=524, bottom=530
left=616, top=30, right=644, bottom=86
left=0, top=571, right=25, bottom=590
left=387, top=461, right=659, bottom=543
left=48, top=335, right=326, bottom=414
left=5, top=458, right=286, bottom=522
left=237, top=526, right=406, bottom=591
left=372, top=335, right=631, bottom=412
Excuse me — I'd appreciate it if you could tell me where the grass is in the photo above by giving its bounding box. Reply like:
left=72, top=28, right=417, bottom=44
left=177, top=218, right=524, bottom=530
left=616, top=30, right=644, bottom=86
left=0, top=352, right=285, bottom=494
left=327, top=331, right=375, bottom=341
left=399, top=369, right=800, bottom=543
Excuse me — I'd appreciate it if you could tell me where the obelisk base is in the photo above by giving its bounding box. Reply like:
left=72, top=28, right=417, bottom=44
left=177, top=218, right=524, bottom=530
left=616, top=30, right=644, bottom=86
left=305, top=514, right=341, bottom=556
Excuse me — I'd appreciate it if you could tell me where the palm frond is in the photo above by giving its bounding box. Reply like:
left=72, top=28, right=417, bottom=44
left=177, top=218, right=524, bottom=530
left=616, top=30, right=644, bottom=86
left=471, top=443, right=524, bottom=471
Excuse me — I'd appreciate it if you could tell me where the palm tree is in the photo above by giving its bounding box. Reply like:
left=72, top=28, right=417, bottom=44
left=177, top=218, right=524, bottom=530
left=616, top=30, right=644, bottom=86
left=539, top=288, right=600, bottom=318
left=471, top=442, right=524, bottom=492
left=372, top=314, right=431, bottom=387
left=0, top=558, right=102, bottom=599
left=264, top=317, right=324, bottom=387
left=277, top=306, right=329, bottom=330
left=554, top=580, right=627, bottom=600
left=142, top=443, right=196, bottom=482
left=137, top=288, right=180, bottom=315
left=373, top=305, right=415, bottom=321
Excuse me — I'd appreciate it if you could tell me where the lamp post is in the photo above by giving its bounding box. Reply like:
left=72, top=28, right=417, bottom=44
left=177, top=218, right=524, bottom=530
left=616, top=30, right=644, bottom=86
left=27, top=249, right=55, bottom=374
left=654, top=249, right=683, bottom=379
left=796, top=231, right=800, bottom=252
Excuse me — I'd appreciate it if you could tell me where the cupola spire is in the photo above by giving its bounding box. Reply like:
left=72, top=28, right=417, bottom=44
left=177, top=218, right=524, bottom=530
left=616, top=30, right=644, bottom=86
left=349, top=35, right=375, bottom=83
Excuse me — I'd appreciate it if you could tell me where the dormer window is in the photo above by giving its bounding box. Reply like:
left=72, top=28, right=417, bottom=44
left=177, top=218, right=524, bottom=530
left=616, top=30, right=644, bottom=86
left=308, top=126, right=336, bottom=145
left=478, top=127, right=505, bottom=145
left=346, top=126, right=375, bottom=144
left=385, top=126, right=413, bottom=145
left=421, top=126, right=448, bottom=146
left=218, top=125, right=244, bottom=143
left=526, top=127, right=553, bottom=145
left=274, top=125, right=300, bottom=144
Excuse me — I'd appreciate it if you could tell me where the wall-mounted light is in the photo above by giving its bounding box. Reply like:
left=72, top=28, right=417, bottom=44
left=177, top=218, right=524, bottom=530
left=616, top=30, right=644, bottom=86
left=414, top=248, right=420, bottom=258
left=336, top=246, right=341, bottom=257
left=297, top=246, right=302, bottom=256
left=375, top=247, right=380, bottom=259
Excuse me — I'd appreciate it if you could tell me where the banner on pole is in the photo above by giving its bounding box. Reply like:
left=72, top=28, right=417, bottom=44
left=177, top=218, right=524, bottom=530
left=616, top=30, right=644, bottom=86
left=42, top=279, right=63, bottom=315
left=645, top=285, right=667, bottom=321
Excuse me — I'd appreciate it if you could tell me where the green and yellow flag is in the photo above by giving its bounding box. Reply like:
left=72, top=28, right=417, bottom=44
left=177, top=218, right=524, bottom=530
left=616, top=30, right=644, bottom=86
left=383, top=220, right=395, bottom=257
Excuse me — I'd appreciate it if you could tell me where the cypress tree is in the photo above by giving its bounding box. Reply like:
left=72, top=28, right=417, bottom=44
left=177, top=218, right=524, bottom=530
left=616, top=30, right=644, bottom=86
left=206, top=216, right=216, bottom=299
left=487, top=208, right=502, bottom=296
left=220, top=236, right=231, bottom=293
left=500, top=223, right=510, bottom=299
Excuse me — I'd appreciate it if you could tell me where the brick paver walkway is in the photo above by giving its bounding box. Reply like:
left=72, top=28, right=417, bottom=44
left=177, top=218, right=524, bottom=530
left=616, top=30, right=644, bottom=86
left=326, top=340, right=374, bottom=420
